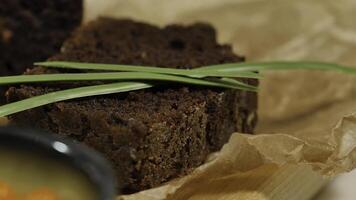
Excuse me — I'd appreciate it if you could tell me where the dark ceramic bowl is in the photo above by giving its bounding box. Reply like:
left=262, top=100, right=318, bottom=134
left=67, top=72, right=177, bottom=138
left=0, top=126, right=117, bottom=200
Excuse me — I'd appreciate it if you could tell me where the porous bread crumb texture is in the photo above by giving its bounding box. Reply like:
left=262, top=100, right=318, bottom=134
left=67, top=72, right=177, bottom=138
left=6, top=18, right=258, bottom=193
left=0, top=0, right=83, bottom=103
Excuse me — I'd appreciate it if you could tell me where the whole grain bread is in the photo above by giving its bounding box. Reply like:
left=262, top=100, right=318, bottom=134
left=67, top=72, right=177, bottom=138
left=6, top=18, right=258, bottom=193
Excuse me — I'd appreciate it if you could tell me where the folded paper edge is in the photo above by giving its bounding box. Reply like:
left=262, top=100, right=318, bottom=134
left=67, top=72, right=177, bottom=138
left=119, top=112, right=356, bottom=199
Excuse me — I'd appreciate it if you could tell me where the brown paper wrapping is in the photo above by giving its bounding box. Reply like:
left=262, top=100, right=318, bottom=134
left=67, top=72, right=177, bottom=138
left=3, top=0, right=356, bottom=199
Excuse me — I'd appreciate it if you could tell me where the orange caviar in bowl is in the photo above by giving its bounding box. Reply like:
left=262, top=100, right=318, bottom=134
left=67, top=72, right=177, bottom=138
left=0, top=182, right=58, bottom=200
left=0, top=182, right=16, bottom=200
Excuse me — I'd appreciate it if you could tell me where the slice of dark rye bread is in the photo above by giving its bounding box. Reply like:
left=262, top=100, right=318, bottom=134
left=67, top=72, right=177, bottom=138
left=0, top=0, right=83, bottom=103
left=6, top=18, right=258, bottom=193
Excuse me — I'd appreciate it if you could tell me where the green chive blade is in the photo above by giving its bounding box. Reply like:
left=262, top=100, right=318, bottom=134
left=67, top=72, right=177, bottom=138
left=0, top=72, right=253, bottom=90
left=35, top=61, right=261, bottom=79
left=197, top=61, right=356, bottom=74
left=0, top=82, right=153, bottom=117
left=219, top=78, right=258, bottom=92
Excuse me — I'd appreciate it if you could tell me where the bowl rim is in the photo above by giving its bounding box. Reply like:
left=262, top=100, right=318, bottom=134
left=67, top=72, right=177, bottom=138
left=0, top=126, right=117, bottom=200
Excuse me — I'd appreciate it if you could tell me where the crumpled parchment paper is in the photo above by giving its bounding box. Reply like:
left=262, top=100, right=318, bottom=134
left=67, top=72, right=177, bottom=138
left=83, top=0, right=356, bottom=199
left=7, top=0, right=356, bottom=199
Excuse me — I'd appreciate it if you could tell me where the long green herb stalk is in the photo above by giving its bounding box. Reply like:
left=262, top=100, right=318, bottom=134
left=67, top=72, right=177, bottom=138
left=0, top=61, right=355, bottom=117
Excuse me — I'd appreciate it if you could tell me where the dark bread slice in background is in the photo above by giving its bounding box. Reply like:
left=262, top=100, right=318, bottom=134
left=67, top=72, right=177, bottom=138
left=0, top=0, right=83, bottom=103
left=6, top=18, right=258, bottom=193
